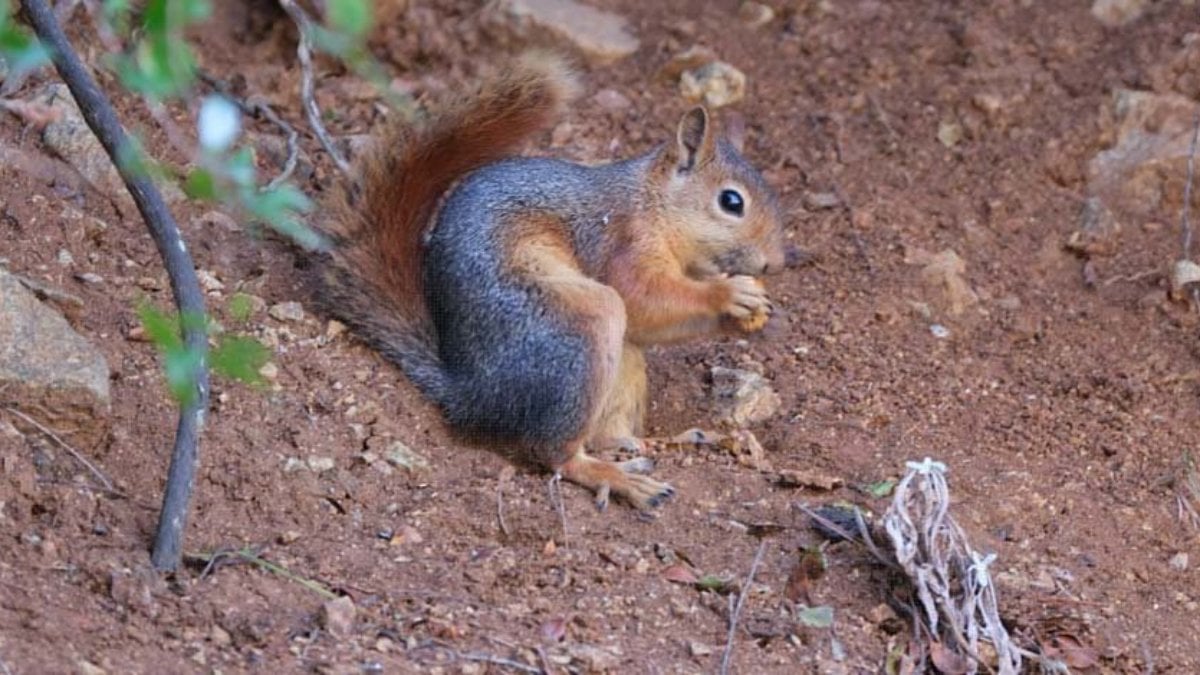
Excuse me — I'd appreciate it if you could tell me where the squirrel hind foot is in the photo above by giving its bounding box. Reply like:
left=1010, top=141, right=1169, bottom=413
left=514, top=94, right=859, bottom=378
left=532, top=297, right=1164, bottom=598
left=558, top=451, right=675, bottom=512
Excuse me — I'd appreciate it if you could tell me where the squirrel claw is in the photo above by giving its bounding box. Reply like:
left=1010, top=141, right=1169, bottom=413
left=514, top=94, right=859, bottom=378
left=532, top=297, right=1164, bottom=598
left=620, top=457, right=655, bottom=475
left=594, top=483, right=611, bottom=511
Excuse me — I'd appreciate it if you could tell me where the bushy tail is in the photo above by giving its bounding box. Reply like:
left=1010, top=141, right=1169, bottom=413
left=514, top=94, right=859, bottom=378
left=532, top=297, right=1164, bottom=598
left=317, top=53, right=579, bottom=403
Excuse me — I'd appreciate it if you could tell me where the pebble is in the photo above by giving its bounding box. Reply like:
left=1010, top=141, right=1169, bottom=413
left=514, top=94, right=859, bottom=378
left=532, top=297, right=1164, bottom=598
left=659, top=45, right=718, bottom=82
left=738, top=2, right=775, bottom=29
left=320, top=596, right=356, bottom=637
left=680, top=61, right=747, bottom=108
left=710, top=366, right=781, bottom=427
left=486, top=0, right=640, bottom=65
left=269, top=301, right=306, bottom=323
left=306, top=456, right=336, bottom=473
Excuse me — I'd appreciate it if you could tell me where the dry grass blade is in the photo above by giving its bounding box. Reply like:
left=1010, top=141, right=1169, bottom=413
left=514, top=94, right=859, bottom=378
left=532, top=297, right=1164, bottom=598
left=3, top=406, right=114, bottom=492
left=719, top=539, right=768, bottom=675
left=882, top=458, right=1021, bottom=675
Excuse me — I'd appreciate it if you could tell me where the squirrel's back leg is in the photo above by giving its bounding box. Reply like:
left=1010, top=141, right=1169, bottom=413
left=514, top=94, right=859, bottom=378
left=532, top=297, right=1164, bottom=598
left=588, top=343, right=648, bottom=454
left=508, top=222, right=673, bottom=511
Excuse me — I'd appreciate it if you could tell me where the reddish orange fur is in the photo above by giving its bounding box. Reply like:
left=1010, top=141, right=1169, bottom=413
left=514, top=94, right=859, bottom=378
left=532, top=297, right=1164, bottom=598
left=324, top=54, right=578, bottom=323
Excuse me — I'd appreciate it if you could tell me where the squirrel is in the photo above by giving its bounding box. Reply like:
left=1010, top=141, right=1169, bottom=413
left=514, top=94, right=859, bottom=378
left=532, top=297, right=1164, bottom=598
left=316, top=53, right=786, bottom=512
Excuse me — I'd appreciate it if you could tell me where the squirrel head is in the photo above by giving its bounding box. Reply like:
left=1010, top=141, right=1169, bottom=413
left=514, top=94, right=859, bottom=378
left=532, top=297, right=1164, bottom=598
left=651, top=107, right=787, bottom=279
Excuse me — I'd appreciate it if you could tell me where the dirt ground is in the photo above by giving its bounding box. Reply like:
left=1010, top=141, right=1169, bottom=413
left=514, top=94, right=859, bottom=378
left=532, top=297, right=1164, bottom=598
left=2, top=0, right=1200, bottom=672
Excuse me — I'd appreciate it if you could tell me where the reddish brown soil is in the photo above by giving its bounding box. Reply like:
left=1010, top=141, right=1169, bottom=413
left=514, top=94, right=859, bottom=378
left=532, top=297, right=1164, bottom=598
left=3, top=0, right=1200, bottom=672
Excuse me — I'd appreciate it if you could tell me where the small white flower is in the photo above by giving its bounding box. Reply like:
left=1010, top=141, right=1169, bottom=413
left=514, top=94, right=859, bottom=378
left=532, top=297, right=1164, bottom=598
left=197, top=95, right=241, bottom=153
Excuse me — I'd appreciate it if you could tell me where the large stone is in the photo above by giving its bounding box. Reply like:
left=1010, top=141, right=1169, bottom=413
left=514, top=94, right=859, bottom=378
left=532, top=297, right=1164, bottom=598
left=0, top=269, right=110, bottom=442
left=32, top=84, right=135, bottom=214
left=1088, top=89, right=1200, bottom=219
left=1091, top=0, right=1150, bottom=27
left=484, top=0, right=640, bottom=66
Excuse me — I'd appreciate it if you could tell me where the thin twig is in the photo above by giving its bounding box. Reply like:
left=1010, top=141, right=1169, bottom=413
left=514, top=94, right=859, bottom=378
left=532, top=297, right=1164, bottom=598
left=548, top=472, right=569, bottom=546
left=413, top=640, right=542, bottom=674
left=22, top=0, right=211, bottom=573
left=198, top=72, right=301, bottom=189
left=1180, top=112, right=1199, bottom=260
left=720, top=539, right=768, bottom=675
left=277, top=0, right=351, bottom=176
left=3, top=406, right=113, bottom=492
left=497, top=481, right=510, bottom=537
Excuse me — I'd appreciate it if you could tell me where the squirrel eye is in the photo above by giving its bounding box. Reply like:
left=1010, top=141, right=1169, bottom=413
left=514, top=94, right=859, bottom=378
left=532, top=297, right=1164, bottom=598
left=718, top=189, right=745, bottom=217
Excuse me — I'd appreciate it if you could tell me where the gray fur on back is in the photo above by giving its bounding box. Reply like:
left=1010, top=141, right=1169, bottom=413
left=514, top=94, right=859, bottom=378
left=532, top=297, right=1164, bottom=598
left=423, top=154, right=653, bottom=450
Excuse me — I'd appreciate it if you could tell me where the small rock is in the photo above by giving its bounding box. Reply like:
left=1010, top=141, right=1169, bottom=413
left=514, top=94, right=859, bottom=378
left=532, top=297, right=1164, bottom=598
left=1169, top=552, right=1189, bottom=571
left=136, top=276, right=163, bottom=291
left=1065, top=197, right=1121, bottom=258
left=269, top=301, right=306, bottom=323
left=77, top=661, right=107, bottom=675
left=485, top=0, right=640, bottom=66
left=710, top=366, right=781, bottom=427
left=778, top=468, right=843, bottom=490
left=592, top=88, right=631, bottom=112
left=915, top=249, right=978, bottom=316
left=306, top=456, right=336, bottom=473
left=320, top=596, right=356, bottom=637
left=738, top=2, right=775, bottom=29
left=802, top=191, right=841, bottom=210
left=680, top=61, right=746, bottom=109
left=1089, top=89, right=1200, bottom=218
left=1171, top=260, right=1200, bottom=301
left=688, top=641, right=714, bottom=657
left=210, top=625, right=233, bottom=647
left=57, top=249, right=74, bottom=266
left=258, top=362, right=279, bottom=381
left=566, top=644, right=622, bottom=673
left=1091, top=0, right=1150, bottom=27
left=325, top=320, right=348, bottom=340
left=75, top=272, right=104, bottom=285
left=930, top=323, right=951, bottom=339
left=196, top=269, right=225, bottom=293
left=937, top=119, right=963, bottom=148
left=279, top=530, right=302, bottom=544
left=385, top=440, right=430, bottom=472
left=971, top=93, right=1004, bottom=122
left=659, top=45, right=718, bottom=82
left=192, top=210, right=241, bottom=232
left=0, top=269, right=110, bottom=445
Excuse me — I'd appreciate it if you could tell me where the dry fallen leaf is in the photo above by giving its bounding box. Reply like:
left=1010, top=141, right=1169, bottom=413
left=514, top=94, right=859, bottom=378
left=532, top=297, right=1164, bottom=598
left=1043, top=634, right=1100, bottom=669
left=540, top=617, right=568, bottom=643
left=784, top=545, right=827, bottom=603
left=663, top=565, right=699, bottom=585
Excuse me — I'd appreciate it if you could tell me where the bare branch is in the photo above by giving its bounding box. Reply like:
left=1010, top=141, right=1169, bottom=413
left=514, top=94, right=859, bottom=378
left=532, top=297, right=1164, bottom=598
left=277, top=0, right=351, bottom=176
left=21, top=0, right=211, bottom=572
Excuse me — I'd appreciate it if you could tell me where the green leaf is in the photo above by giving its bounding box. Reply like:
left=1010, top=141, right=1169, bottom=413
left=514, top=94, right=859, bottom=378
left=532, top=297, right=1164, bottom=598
left=137, top=303, right=183, bottom=352
left=865, top=479, right=897, bottom=499
left=210, top=336, right=270, bottom=386
left=227, top=293, right=255, bottom=322
left=183, top=168, right=218, bottom=201
left=327, top=0, right=372, bottom=38
left=163, top=345, right=202, bottom=403
left=796, top=605, right=834, bottom=628
left=695, top=575, right=735, bottom=594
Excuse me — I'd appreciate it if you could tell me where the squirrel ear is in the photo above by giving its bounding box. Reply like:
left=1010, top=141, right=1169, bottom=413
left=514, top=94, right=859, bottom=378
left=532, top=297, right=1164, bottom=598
left=724, top=111, right=746, bottom=153
left=675, top=106, right=715, bottom=172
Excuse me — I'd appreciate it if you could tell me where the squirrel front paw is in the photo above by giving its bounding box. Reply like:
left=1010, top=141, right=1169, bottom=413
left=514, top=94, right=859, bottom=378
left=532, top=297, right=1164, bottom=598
left=718, top=275, right=772, bottom=331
